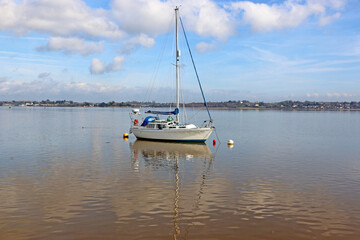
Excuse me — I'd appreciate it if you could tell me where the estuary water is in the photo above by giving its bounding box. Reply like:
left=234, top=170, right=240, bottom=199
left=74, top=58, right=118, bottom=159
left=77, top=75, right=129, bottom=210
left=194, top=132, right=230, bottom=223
left=0, top=106, right=359, bottom=240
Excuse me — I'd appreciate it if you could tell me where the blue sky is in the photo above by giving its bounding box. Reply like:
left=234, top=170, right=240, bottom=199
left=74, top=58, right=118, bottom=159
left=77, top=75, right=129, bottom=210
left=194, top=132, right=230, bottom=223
left=0, top=0, right=359, bottom=102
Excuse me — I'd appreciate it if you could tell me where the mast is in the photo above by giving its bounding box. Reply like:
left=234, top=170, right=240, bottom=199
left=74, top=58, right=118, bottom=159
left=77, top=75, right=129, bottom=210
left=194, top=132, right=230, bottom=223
left=175, top=6, right=180, bottom=122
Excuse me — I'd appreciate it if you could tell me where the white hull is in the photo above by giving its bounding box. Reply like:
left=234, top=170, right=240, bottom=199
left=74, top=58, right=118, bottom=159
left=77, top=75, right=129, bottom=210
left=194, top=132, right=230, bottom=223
left=130, top=126, right=213, bottom=142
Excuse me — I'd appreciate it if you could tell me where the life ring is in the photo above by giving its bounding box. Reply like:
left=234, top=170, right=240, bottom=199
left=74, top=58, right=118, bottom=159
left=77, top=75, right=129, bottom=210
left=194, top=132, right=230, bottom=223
left=134, top=119, right=139, bottom=125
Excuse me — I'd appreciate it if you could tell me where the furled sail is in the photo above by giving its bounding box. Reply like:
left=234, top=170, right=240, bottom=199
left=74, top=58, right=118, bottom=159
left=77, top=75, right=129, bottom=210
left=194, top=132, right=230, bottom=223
left=145, top=108, right=179, bottom=115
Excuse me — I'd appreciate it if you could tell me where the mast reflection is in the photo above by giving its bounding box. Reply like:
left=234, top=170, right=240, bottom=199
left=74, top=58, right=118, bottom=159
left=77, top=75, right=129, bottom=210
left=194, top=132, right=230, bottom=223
left=129, top=140, right=214, bottom=240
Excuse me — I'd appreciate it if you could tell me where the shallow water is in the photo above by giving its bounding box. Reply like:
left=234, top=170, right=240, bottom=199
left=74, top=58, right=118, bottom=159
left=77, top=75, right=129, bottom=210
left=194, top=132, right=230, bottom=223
left=0, top=107, right=360, bottom=240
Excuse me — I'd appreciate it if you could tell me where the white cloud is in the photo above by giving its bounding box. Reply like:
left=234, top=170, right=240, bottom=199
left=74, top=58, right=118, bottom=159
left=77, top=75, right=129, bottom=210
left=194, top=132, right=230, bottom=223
left=1, top=76, right=358, bottom=102
left=0, top=0, right=124, bottom=39
left=111, top=0, right=173, bottom=36
left=0, top=78, right=182, bottom=102
left=326, top=92, right=353, bottom=98
left=319, top=12, right=341, bottom=26
left=112, top=0, right=235, bottom=40
left=342, top=93, right=353, bottom=97
left=0, top=0, right=347, bottom=48
left=327, top=92, right=341, bottom=98
left=0, top=0, right=235, bottom=43
left=180, top=0, right=235, bottom=41
left=90, top=56, right=125, bottom=74
left=230, top=0, right=346, bottom=33
left=121, top=34, right=155, bottom=54
left=0, top=78, right=126, bottom=101
left=37, top=37, right=104, bottom=56
left=90, top=58, right=105, bottom=74
left=107, top=56, right=125, bottom=72
left=306, top=93, right=320, bottom=97
left=38, top=72, right=51, bottom=79
left=308, top=0, right=345, bottom=10
left=0, top=77, right=7, bottom=83
left=195, top=41, right=217, bottom=53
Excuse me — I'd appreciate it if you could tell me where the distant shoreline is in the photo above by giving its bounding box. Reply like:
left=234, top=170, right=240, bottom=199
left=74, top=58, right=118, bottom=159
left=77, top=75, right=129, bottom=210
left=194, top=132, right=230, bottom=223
left=2, top=100, right=360, bottom=111
left=2, top=105, right=360, bottom=111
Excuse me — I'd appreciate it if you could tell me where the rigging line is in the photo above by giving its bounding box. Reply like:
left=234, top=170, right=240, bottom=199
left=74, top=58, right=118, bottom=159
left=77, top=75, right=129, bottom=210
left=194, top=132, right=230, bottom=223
left=185, top=105, right=204, bottom=123
left=146, top=33, right=169, bottom=101
left=213, top=126, right=222, bottom=146
left=144, top=12, right=175, bottom=104
left=179, top=16, right=212, bottom=123
left=187, top=110, right=202, bottom=125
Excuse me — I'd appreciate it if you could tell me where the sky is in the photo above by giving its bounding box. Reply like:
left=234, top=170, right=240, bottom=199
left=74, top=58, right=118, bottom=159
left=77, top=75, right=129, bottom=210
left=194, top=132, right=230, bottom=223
left=0, top=0, right=359, bottom=103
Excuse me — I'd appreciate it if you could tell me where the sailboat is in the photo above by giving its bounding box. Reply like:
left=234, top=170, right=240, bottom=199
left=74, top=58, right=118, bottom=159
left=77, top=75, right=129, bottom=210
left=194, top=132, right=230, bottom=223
left=129, top=7, right=214, bottom=142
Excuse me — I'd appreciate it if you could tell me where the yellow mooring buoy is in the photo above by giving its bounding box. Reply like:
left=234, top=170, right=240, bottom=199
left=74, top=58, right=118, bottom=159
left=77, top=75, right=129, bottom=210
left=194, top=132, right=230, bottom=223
left=227, top=139, right=234, bottom=149
left=123, top=133, right=129, bottom=138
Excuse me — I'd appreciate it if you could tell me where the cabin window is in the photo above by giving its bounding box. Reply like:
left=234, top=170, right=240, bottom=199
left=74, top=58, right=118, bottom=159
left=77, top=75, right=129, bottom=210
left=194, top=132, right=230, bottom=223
left=157, top=124, right=166, bottom=129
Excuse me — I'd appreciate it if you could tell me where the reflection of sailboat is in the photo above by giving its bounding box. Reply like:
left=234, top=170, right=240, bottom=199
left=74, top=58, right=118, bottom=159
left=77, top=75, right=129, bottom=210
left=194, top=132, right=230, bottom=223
left=129, top=140, right=213, bottom=239
left=131, top=140, right=213, bottom=161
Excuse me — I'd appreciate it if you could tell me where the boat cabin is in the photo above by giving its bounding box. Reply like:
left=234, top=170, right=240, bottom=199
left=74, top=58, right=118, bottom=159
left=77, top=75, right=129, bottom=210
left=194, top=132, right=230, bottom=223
left=140, top=116, right=196, bottom=130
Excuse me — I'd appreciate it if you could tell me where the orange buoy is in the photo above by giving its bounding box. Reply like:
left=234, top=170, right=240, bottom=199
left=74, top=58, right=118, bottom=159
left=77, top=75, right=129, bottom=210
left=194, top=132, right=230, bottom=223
left=123, top=133, right=129, bottom=138
left=134, top=119, right=139, bottom=125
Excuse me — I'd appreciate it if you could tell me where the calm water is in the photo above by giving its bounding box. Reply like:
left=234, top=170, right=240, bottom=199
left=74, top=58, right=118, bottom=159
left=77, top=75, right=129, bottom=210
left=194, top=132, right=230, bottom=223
left=1, top=107, right=360, bottom=240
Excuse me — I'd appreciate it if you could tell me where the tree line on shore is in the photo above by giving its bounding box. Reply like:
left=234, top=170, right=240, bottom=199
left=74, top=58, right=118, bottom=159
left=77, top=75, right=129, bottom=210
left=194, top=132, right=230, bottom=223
left=2, top=99, right=360, bottom=110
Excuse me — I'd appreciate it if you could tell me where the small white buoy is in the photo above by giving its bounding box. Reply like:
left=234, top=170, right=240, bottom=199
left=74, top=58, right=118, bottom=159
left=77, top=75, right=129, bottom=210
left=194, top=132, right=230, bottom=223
left=227, top=139, right=234, bottom=145
left=132, top=109, right=140, bottom=114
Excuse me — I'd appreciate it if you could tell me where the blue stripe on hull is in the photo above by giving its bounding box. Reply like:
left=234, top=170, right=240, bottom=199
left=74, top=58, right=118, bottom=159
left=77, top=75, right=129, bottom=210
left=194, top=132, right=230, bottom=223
left=136, top=137, right=206, bottom=143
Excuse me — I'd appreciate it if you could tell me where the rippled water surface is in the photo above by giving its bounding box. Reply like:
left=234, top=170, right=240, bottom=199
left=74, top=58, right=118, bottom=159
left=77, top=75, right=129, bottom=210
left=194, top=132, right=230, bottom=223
left=1, top=107, right=360, bottom=240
